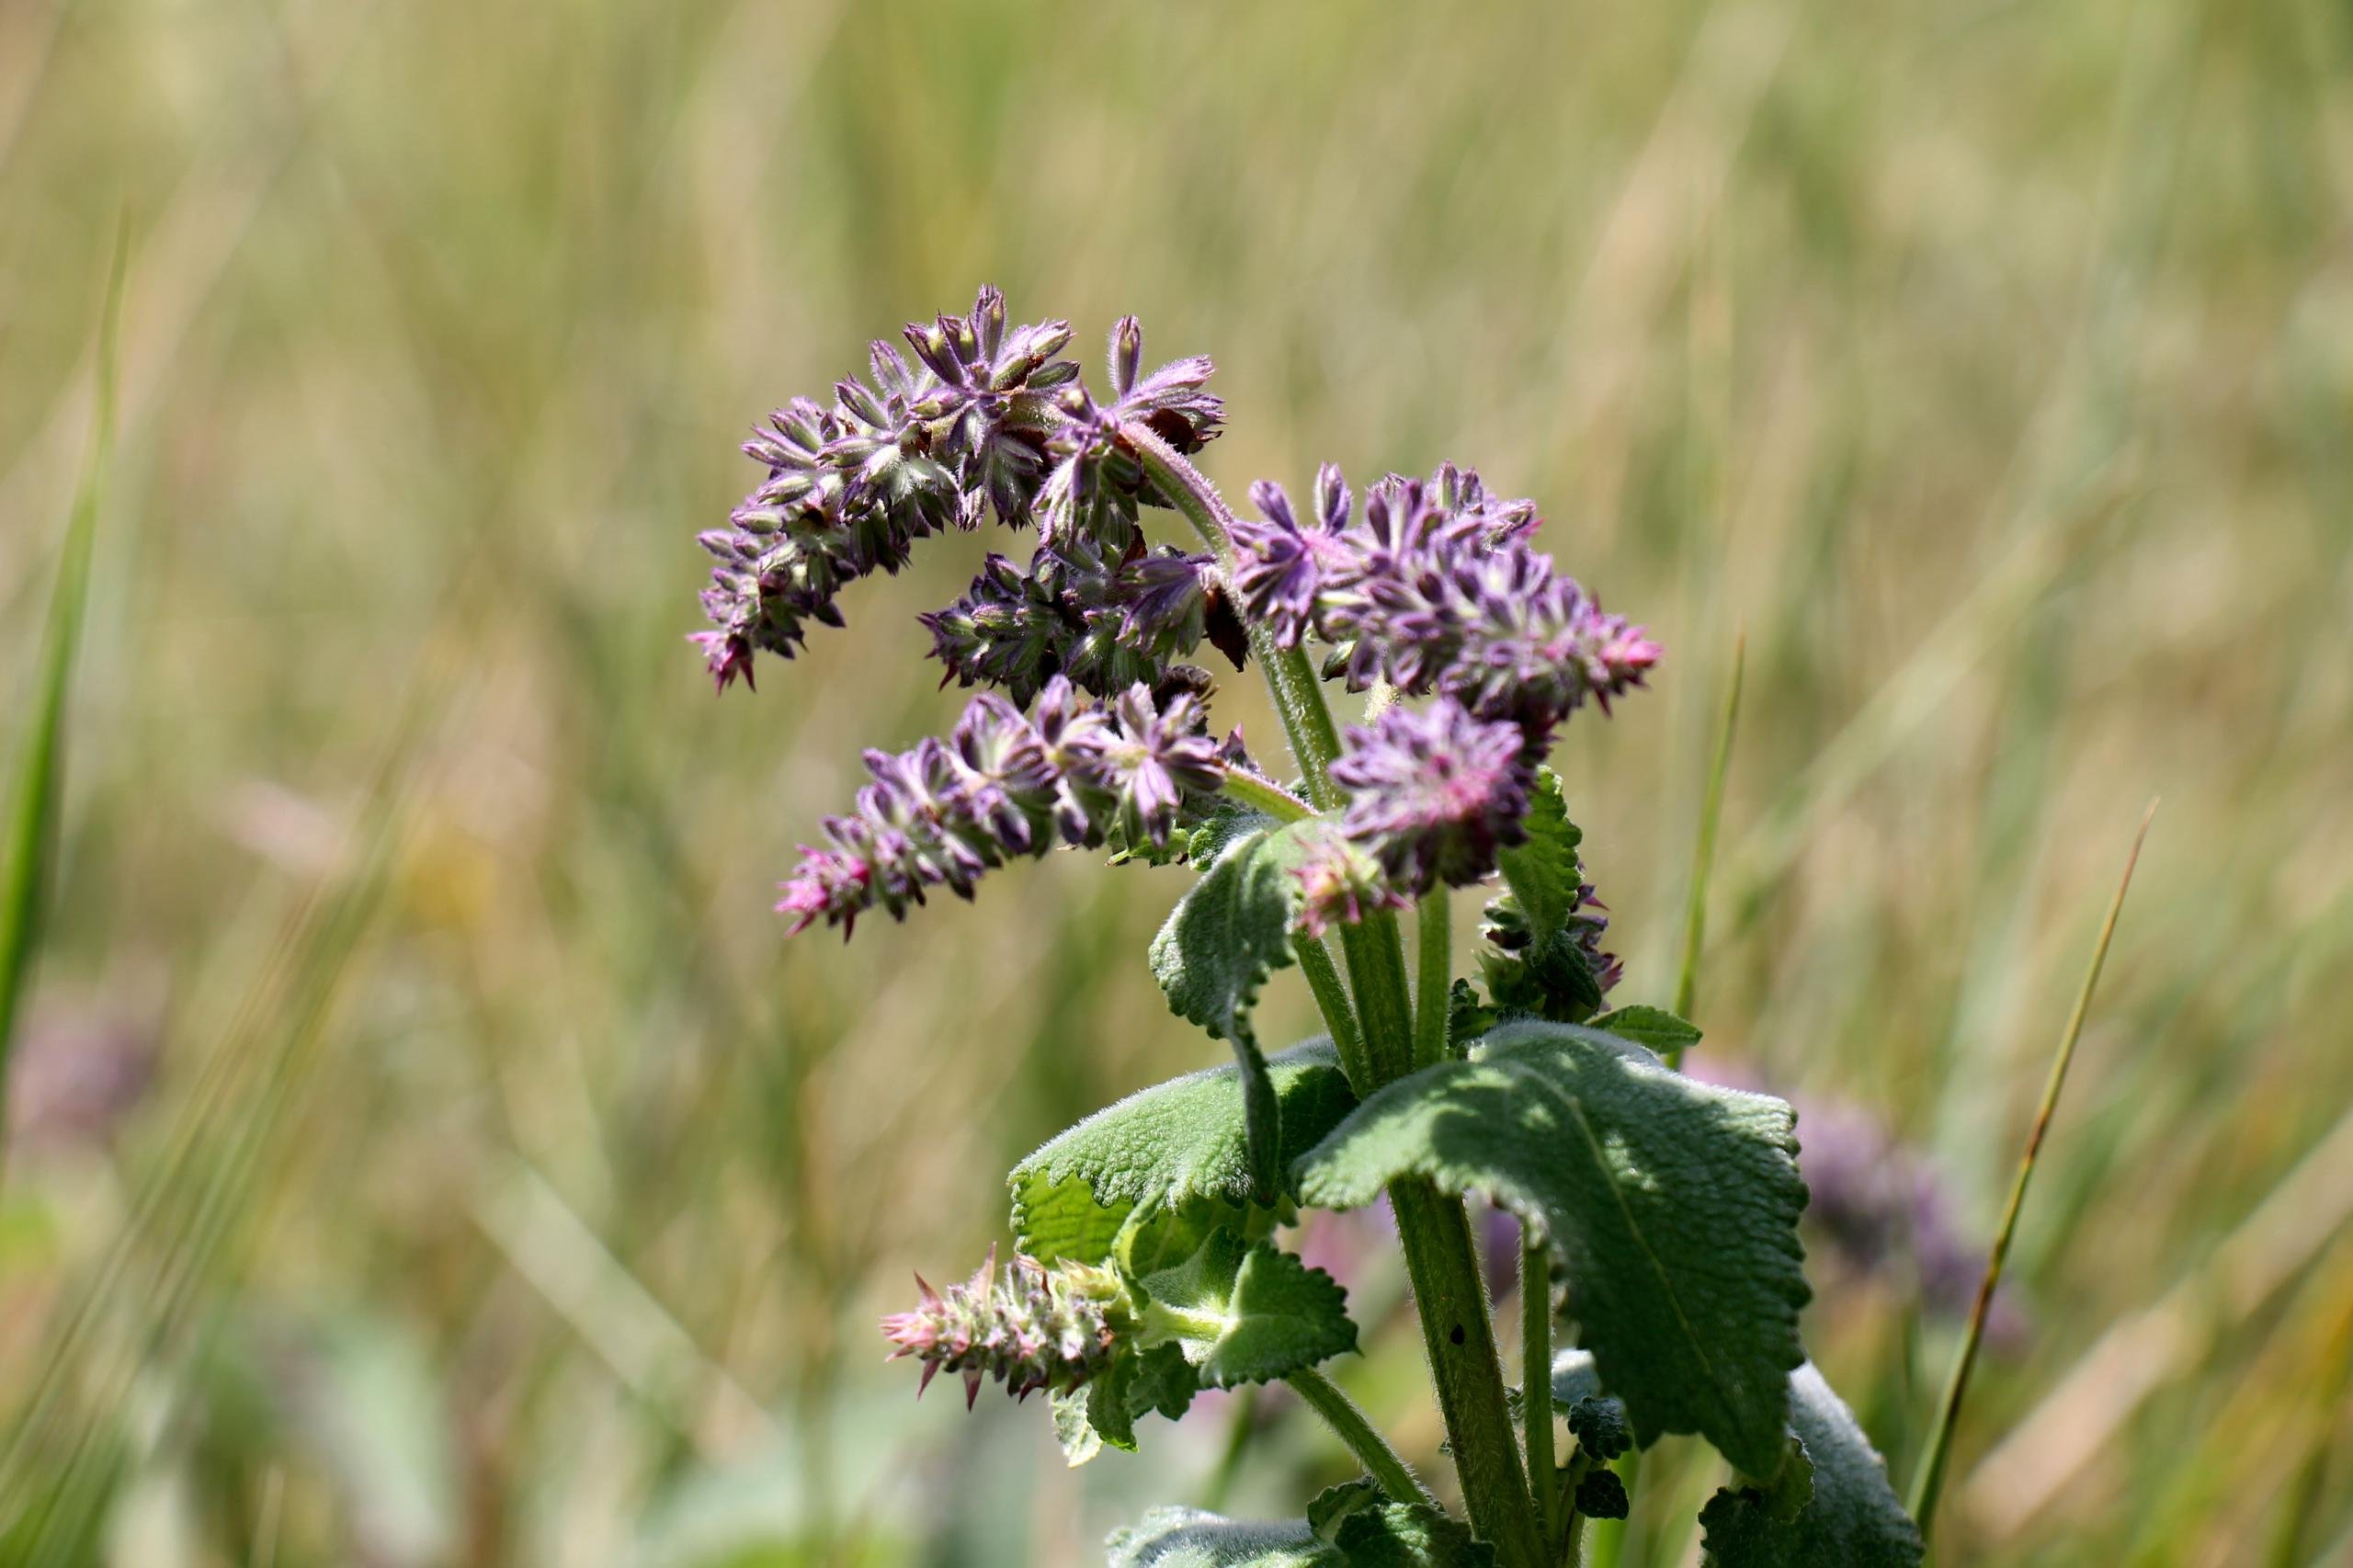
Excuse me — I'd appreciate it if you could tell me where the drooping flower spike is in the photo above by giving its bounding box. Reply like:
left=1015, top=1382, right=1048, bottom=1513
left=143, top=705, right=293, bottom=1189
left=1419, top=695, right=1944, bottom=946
left=695, top=292, right=1224, bottom=692
left=775, top=678, right=1227, bottom=937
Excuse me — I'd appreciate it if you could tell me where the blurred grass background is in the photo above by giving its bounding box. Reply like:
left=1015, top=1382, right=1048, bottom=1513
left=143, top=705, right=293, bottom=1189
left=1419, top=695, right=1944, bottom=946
left=2, top=0, right=2350, bottom=1562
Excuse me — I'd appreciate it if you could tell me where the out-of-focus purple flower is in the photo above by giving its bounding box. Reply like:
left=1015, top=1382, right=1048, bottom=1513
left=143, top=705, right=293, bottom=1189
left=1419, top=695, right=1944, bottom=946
left=1685, top=1060, right=2029, bottom=1345
left=778, top=678, right=1231, bottom=937
left=881, top=1245, right=1127, bottom=1407
left=1328, top=698, right=1536, bottom=894
left=1290, top=824, right=1412, bottom=938
left=1229, top=464, right=1659, bottom=739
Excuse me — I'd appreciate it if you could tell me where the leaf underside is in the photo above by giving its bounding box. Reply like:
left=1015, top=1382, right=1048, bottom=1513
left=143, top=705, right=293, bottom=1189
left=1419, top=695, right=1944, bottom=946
left=1293, top=1021, right=1809, bottom=1476
left=1699, top=1364, right=1926, bottom=1567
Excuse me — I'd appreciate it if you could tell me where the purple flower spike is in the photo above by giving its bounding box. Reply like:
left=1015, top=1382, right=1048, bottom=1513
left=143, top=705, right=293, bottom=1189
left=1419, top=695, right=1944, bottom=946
left=881, top=1245, right=1128, bottom=1406
left=776, top=679, right=1230, bottom=937
left=1227, top=462, right=1659, bottom=740
left=696, top=287, right=1087, bottom=692
left=1086, top=686, right=1227, bottom=848
left=1329, top=698, right=1536, bottom=893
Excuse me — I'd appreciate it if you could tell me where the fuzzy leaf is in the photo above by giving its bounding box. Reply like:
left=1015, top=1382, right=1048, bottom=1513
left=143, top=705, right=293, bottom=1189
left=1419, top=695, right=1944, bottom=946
left=1307, top=1482, right=1495, bottom=1565
left=1010, top=1040, right=1357, bottom=1267
left=1494, top=767, right=1582, bottom=946
left=1139, top=1228, right=1356, bottom=1387
left=1107, top=1510, right=1337, bottom=1567
left=1293, top=1021, right=1809, bottom=1476
left=1587, top=1005, right=1701, bottom=1057
left=1066, top=1341, right=1200, bottom=1459
left=1150, top=823, right=1324, bottom=1198
left=1698, top=1364, right=1925, bottom=1567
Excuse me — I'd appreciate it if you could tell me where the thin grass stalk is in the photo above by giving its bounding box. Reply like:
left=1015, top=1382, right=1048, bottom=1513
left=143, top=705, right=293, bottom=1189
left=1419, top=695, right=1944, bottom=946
left=1907, top=799, right=2157, bottom=1537
left=0, top=229, right=126, bottom=1132
left=1669, top=627, right=1744, bottom=1051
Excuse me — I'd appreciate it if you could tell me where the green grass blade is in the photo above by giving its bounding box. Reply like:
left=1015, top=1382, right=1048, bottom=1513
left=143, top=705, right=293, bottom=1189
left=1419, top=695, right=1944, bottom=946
left=0, top=227, right=127, bottom=1123
left=1907, top=799, right=2157, bottom=1539
left=1671, top=626, right=1745, bottom=1040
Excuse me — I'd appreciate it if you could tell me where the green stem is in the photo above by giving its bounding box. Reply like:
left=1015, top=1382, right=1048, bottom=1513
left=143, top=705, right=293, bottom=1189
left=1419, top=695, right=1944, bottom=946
left=1125, top=424, right=1344, bottom=808
left=1336, top=913, right=1416, bottom=1085
left=1414, top=892, right=1453, bottom=1070
left=1294, top=933, right=1370, bottom=1092
left=1391, top=1180, right=1547, bottom=1566
left=1131, top=420, right=1540, bottom=1567
left=1522, top=1238, right=1559, bottom=1551
left=1219, top=767, right=1314, bottom=824
left=1286, top=1366, right=1430, bottom=1507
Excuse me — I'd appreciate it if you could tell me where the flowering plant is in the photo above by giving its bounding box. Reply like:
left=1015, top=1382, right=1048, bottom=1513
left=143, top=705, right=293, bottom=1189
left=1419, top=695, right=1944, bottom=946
left=697, top=289, right=1926, bottom=1566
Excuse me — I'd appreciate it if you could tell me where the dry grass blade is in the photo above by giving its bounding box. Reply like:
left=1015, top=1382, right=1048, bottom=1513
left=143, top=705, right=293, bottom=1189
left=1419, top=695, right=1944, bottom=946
left=1908, top=798, right=2158, bottom=1538
left=0, top=227, right=126, bottom=1127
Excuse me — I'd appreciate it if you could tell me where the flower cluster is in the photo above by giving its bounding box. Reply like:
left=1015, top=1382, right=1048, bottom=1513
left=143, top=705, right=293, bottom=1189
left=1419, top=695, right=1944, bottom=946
left=694, top=290, right=1225, bottom=692
left=881, top=1245, right=1130, bottom=1406
left=776, top=678, right=1227, bottom=937
left=921, top=537, right=1223, bottom=708
left=1232, top=463, right=1660, bottom=744
left=1327, top=699, right=1537, bottom=895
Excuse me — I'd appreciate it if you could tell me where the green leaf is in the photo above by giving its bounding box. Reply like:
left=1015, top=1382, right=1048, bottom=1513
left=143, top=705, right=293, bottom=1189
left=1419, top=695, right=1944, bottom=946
left=1307, top=1482, right=1495, bottom=1565
left=1150, top=823, right=1323, bottom=1199
left=1293, top=1021, right=1808, bottom=1476
left=1074, top=1341, right=1201, bottom=1457
left=1587, top=1005, right=1702, bottom=1057
left=1105, top=1493, right=1492, bottom=1568
left=1703, top=1365, right=1919, bottom=1553
left=1495, top=767, right=1583, bottom=945
left=1138, top=1228, right=1356, bottom=1387
left=1009, top=1040, right=1358, bottom=1267
left=1698, top=1364, right=1925, bottom=1567
left=1051, top=1387, right=1104, bottom=1467
left=1107, top=1510, right=1338, bottom=1567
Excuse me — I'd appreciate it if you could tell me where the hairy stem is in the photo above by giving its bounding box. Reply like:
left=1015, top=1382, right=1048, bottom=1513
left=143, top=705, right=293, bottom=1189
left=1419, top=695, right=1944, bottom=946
left=1293, top=933, right=1370, bottom=1090
left=1391, top=1180, right=1547, bottom=1565
left=1286, top=1366, right=1429, bottom=1507
left=1132, top=420, right=1540, bottom=1565
left=1218, top=767, right=1314, bottom=824
left=1415, top=892, right=1453, bottom=1070
left=1522, top=1238, right=1559, bottom=1551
